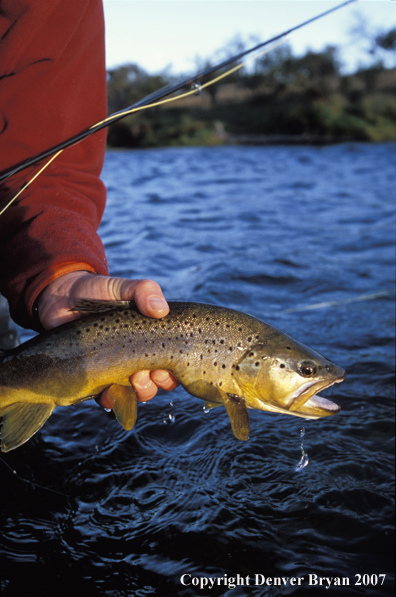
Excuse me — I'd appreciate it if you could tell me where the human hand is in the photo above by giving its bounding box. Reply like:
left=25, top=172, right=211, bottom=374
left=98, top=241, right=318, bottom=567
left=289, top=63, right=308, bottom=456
left=37, top=271, right=178, bottom=406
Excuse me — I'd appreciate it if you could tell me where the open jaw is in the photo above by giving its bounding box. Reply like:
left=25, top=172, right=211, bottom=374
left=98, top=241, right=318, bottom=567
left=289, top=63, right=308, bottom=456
left=288, top=373, right=346, bottom=418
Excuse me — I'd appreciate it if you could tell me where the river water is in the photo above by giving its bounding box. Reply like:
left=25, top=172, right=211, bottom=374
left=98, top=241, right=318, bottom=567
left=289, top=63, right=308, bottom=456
left=1, top=143, right=395, bottom=596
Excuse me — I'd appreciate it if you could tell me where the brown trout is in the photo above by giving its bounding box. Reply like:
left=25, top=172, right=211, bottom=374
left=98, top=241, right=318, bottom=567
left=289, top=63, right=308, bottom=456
left=0, top=300, right=345, bottom=452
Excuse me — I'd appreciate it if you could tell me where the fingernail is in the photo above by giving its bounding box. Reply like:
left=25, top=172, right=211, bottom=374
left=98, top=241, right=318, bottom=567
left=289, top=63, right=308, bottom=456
left=148, top=296, right=168, bottom=312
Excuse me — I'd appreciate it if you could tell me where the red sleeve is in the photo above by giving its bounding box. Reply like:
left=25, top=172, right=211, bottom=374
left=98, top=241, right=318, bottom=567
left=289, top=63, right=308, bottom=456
left=0, top=0, right=109, bottom=331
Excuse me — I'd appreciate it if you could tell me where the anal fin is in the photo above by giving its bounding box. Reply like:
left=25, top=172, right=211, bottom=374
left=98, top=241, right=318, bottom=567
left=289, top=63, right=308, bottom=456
left=104, top=384, right=137, bottom=431
left=223, top=393, right=250, bottom=441
left=0, top=402, right=55, bottom=452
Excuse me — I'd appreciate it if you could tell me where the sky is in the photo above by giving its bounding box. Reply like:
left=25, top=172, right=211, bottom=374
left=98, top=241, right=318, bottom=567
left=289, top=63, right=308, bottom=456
left=103, top=0, right=396, bottom=76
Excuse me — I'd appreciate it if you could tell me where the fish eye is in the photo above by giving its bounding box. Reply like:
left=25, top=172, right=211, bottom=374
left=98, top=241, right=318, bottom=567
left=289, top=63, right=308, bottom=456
left=299, top=361, right=317, bottom=377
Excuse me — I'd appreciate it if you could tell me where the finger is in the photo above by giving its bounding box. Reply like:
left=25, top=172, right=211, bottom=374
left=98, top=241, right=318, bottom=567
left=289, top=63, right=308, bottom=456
left=130, top=370, right=159, bottom=402
left=107, top=278, right=169, bottom=319
left=96, top=388, right=113, bottom=410
left=150, top=369, right=179, bottom=391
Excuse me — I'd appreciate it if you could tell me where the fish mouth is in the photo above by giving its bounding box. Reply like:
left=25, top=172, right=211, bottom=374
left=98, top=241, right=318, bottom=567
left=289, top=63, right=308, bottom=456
left=288, top=370, right=346, bottom=418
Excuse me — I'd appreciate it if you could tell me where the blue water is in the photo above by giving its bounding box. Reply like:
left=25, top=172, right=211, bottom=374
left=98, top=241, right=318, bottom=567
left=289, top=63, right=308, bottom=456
left=1, top=143, right=395, bottom=596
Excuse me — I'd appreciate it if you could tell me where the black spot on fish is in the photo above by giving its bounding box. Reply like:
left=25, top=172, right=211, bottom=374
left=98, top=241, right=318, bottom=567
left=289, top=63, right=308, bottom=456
left=200, top=355, right=203, bottom=359
left=229, top=347, right=233, bottom=351
left=255, top=362, right=260, bottom=367
left=198, top=328, right=202, bottom=334
left=214, top=362, right=217, bottom=366
left=220, top=339, right=224, bottom=344
left=219, top=382, right=222, bottom=386
left=222, top=364, right=226, bottom=369
left=116, top=319, right=120, bottom=323
left=162, top=342, right=166, bottom=348
left=145, top=353, right=148, bottom=357
left=280, top=364, right=285, bottom=368
left=170, top=355, right=174, bottom=359
left=248, top=337, right=252, bottom=342
left=203, top=371, right=206, bottom=375
left=249, top=352, right=254, bottom=357
left=235, top=365, right=240, bottom=371
left=180, top=350, right=183, bottom=354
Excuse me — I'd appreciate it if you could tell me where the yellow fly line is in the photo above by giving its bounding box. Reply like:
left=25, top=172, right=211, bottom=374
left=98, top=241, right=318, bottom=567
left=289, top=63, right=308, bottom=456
left=0, top=36, right=287, bottom=217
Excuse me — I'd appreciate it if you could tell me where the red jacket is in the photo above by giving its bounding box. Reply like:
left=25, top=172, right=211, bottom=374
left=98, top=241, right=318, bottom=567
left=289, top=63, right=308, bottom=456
left=0, top=0, right=109, bottom=331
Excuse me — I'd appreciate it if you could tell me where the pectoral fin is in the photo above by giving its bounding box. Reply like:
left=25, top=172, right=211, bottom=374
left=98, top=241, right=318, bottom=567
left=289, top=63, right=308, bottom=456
left=104, top=384, right=137, bottom=431
left=0, top=402, right=55, bottom=452
left=182, top=379, right=249, bottom=441
left=204, top=400, right=224, bottom=410
left=223, top=393, right=250, bottom=441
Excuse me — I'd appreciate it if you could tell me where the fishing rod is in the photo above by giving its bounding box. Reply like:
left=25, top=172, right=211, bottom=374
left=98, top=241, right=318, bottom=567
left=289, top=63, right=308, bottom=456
left=0, top=0, right=356, bottom=186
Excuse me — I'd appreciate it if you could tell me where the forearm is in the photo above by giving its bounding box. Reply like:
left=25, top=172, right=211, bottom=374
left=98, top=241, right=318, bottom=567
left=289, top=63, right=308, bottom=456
left=0, top=0, right=109, bottom=330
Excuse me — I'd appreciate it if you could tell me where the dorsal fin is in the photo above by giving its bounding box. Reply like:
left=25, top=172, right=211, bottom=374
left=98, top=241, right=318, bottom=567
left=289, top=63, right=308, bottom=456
left=71, top=299, right=134, bottom=313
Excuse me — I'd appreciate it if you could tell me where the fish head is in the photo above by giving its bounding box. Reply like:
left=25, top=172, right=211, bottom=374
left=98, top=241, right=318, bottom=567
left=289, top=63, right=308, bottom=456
left=233, top=336, right=345, bottom=420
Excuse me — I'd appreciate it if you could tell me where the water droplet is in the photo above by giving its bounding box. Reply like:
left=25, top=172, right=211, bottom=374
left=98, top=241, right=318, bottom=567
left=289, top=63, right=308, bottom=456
left=294, top=427, right=309, bottom=472
left=163, top=413, right=175, bottom=424
left=203, top=405, right=210, bottom=413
